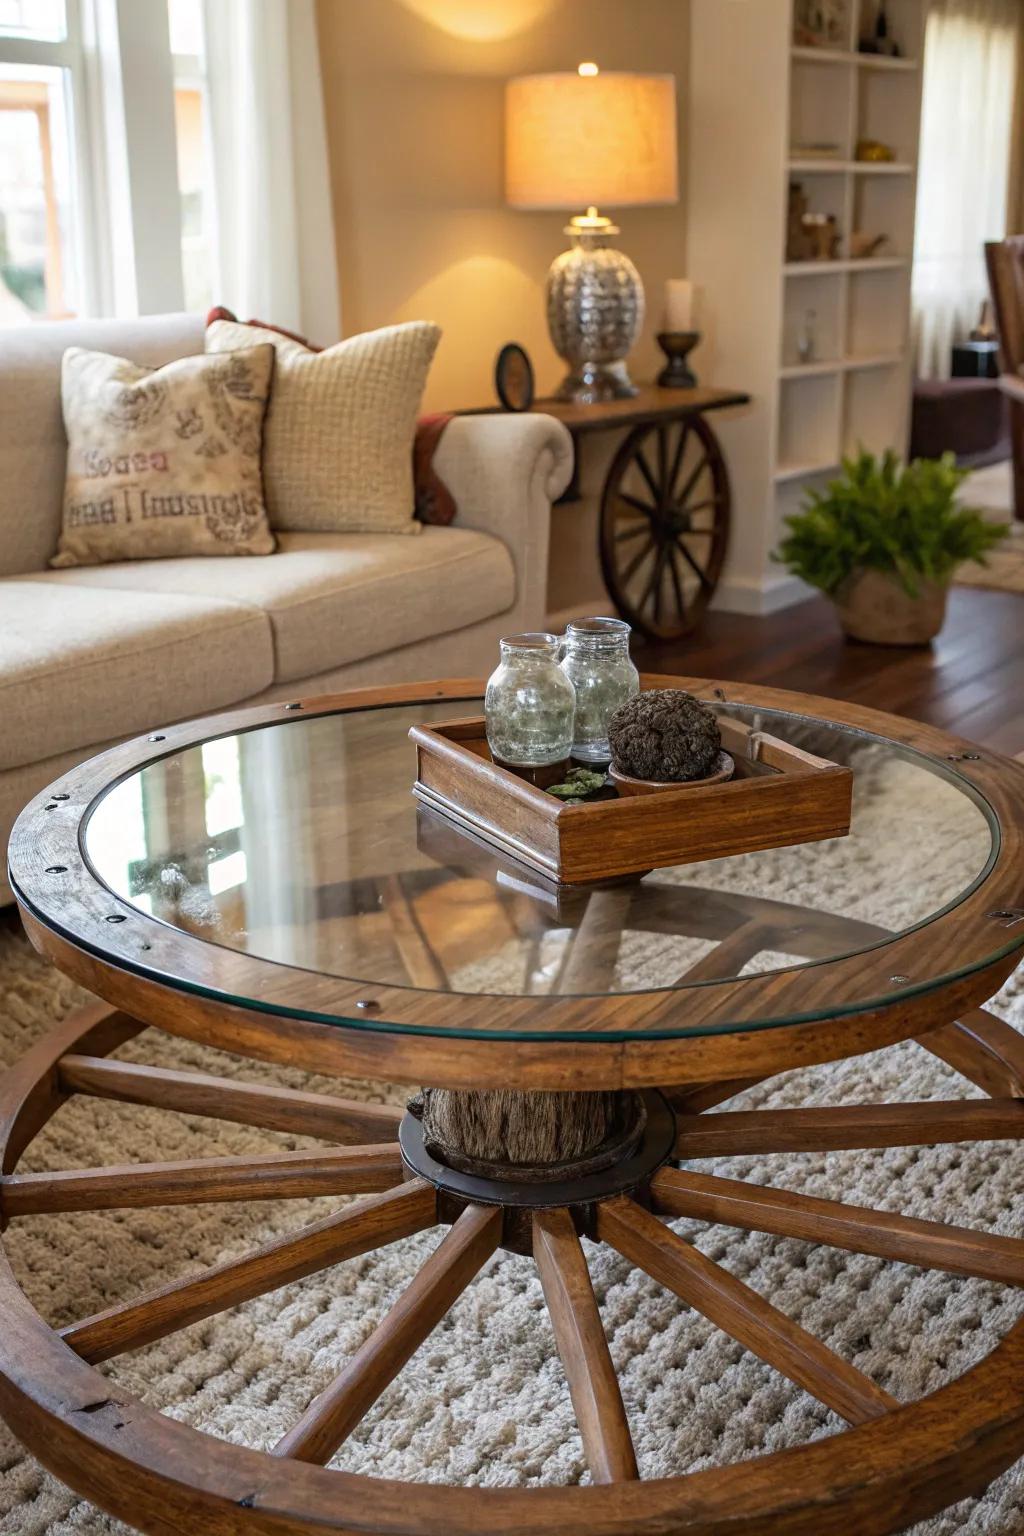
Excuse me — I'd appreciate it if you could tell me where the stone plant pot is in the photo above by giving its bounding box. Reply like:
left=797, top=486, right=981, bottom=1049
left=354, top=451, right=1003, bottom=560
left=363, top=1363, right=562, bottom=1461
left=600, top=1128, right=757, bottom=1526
left=834, top=569, right=949, bottom=646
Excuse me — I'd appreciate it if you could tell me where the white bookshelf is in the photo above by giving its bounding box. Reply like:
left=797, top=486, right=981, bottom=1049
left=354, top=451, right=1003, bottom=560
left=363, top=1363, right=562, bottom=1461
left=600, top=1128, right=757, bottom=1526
left=686, top=0, right=925, bottom=614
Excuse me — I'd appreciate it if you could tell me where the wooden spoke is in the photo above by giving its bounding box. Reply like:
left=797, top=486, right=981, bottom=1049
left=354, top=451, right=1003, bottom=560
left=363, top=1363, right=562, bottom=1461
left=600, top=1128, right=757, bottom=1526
left=675, top=918, right=772, bottom=986
left=922, top=1008, right=1024, bottom=1099
left=2, top=1144, right=405, bottom=1216
left=674, top=1099, right=1024, bottom=1158
left=656, top=423, right=669, bottom=491
left=664, top=1077, right=764, bottom=1115
left=57, top=1055, right=403, bottom=1145
left=620, top=537, right=656, bottom=587
left=639, top=546, right=668, bottom=613
left=274, top=1202, right=501, bottom=1465
left=615, top=522, right=651, bottom=545
left=667, top=542, right=686, bottom=616
left=597, top=1197, right=896, bottom=1426
left=667, top=421, right=690, bottom=500
left=61, top=1178, right=436, bottom=1364
left=651, top=1168, right=1024, bottom=1287
left=533, top=1208, right=638, bottom=1484
left=380, top=875, right=449, bottom=991
left=673, top=452, right=710, bottom=512
left=675, top=540, right=713, bottom=589
left=616, top=490, right=658, bottom=519
left=635, top=449, right=661, bottom=504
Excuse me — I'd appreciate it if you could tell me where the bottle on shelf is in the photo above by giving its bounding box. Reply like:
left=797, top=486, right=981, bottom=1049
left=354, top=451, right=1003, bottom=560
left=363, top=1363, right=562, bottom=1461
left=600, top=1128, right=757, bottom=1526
left=797, top=309, right=818, bottom=364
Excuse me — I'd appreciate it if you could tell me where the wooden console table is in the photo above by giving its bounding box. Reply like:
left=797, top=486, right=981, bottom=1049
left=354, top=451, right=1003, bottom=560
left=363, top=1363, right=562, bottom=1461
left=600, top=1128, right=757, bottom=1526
left=466, top=384, right=749, bottom=641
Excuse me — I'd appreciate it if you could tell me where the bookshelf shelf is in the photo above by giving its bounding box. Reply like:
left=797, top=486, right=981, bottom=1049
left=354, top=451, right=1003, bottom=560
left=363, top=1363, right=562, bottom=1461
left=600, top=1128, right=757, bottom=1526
left=791, top=46, right=919, bottom=71
left=779, top=351, right=905, bottom=380
left=787, top=159, right=914, bottom=174
left=784, top=257, right=909, bottom=275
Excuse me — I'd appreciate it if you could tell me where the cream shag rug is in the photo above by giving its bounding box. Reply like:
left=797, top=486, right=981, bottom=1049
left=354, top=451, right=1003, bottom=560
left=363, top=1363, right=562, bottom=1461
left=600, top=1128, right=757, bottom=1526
left=0, top=916, right=1022, bottom=1536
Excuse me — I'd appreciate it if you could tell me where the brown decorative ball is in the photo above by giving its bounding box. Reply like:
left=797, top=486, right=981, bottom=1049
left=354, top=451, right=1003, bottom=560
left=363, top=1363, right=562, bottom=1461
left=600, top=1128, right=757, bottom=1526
left=608, top=690, right=722, bottom=782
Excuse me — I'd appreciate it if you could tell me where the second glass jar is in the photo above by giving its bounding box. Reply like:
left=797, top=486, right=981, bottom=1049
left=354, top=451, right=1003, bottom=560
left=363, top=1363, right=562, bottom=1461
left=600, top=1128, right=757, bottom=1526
left=559, top=617, right=639, bottom=763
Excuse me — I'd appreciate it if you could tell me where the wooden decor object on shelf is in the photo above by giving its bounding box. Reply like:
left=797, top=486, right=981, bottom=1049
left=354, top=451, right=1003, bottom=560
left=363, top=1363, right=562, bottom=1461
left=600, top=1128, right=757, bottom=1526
left=410, top=713, right=852, bottom=885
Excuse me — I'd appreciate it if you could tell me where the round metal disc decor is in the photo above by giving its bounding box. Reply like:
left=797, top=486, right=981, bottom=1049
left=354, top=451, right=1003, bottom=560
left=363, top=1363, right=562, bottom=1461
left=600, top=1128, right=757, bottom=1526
left=600, top=414, right=731, bottom=641
left=494, top=343, right=535, bottom=412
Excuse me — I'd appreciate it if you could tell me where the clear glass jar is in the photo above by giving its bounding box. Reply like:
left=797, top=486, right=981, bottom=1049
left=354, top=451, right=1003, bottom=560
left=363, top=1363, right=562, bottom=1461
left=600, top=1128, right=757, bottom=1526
left=485, top=633, right=576, bottom=769
left=559, top=616, right=639, bottom=763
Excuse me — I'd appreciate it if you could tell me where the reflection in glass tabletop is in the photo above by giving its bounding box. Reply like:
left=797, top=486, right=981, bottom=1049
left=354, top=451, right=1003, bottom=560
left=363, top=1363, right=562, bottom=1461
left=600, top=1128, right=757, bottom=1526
left=83, top=698, right=995, bottom=1004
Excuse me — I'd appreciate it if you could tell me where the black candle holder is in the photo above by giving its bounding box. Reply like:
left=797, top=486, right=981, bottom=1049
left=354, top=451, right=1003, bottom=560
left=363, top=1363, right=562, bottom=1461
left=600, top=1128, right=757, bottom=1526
left=656, top=331, right=700, bottom=389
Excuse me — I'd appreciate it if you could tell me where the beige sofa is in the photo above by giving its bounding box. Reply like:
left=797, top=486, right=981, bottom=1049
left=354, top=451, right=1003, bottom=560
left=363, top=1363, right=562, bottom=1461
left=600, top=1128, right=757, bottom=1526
left=0, top=312, right=573, bottom=901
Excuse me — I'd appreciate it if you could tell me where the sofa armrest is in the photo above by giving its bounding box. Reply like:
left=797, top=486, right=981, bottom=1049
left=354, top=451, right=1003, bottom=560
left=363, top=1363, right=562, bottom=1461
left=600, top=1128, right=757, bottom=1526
left=432, top=413, right=574, bottom=632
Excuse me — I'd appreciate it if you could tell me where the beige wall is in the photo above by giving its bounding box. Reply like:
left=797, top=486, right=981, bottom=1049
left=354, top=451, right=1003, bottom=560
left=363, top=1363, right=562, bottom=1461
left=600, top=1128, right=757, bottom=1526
left=315, top=0, right=690, bottom=413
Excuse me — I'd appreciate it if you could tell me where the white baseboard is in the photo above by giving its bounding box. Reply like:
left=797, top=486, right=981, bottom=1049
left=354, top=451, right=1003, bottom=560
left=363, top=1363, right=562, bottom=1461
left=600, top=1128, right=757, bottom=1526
left=547, top=575, right=814, bottom=631
left=710, top=572, right=813, bottom=616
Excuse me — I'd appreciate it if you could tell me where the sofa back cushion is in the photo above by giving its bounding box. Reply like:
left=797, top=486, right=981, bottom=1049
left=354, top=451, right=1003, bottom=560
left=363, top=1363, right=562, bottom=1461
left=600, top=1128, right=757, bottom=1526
left=0, top=312, right=205, bottom=576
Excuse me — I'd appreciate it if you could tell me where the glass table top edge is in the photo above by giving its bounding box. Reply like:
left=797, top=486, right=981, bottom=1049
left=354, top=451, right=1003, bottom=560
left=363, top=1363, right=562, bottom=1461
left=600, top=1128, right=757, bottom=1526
left=35, top=696, right=1019, bottom=1038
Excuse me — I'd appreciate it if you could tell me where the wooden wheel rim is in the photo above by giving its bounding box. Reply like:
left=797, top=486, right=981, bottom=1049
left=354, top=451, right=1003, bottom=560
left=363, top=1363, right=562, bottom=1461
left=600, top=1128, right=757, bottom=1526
left=9, top=678, right=1024, bottom=1092
left=599, top=417, right=731, bottom=641
left=0, top=1006, right=1023, bottom=1535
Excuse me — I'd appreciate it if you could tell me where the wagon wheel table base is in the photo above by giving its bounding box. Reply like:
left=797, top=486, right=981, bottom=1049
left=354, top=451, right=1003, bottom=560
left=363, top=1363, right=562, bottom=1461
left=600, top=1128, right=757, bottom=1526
left=4, top=677, right=1024, bottom=1535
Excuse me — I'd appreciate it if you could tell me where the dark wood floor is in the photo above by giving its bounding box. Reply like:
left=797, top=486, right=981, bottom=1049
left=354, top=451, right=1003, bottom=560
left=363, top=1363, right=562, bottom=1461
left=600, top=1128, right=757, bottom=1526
left=634, top=585, right=1024, bottom=758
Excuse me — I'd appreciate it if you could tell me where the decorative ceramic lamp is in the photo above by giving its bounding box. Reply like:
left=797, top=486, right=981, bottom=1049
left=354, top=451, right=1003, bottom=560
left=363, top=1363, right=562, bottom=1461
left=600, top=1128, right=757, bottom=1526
left=505, top=64, right=678, bottom=403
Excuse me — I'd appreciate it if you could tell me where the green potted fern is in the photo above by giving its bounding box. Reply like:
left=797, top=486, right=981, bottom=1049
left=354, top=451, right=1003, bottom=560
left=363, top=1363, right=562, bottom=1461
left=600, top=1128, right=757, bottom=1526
left=774, top=451, right=1006, bottom=645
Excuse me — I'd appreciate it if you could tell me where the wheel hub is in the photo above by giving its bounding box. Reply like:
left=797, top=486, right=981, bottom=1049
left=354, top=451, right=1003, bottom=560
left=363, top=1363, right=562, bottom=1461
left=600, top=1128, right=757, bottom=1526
left=398, top=1089, right=677, bottom=1213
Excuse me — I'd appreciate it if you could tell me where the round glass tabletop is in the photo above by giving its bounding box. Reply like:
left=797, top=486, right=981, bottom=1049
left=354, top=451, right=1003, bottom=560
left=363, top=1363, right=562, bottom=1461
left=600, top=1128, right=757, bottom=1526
left=74, top=694, right=1007, bottom=1034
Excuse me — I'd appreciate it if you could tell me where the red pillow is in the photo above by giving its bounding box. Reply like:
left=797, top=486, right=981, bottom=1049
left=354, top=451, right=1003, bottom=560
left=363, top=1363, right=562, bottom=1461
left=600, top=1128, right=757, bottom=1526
left=206, top=306, right=457, bottom=525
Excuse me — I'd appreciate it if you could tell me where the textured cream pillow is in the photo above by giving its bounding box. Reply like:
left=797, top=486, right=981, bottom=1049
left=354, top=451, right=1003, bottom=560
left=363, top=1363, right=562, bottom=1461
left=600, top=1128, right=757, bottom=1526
left=205, top=319, right=441, bottom=534
left=52, top=345, right=276, bottom=568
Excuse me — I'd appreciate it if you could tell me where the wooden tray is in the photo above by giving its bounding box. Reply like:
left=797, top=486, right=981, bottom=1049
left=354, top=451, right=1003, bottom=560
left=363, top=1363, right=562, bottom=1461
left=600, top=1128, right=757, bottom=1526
left=409, top=714, right=853, bottom=886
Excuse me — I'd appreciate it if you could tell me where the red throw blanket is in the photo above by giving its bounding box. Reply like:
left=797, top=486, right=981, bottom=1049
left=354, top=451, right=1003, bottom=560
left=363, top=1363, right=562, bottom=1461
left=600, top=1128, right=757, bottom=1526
left=207, top=307, right=457, bottom=526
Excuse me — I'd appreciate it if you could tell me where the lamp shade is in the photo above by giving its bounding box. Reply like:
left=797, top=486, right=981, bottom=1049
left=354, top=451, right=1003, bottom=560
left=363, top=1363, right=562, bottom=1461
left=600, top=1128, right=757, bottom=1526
left=505, top=71, right=678, bottom=211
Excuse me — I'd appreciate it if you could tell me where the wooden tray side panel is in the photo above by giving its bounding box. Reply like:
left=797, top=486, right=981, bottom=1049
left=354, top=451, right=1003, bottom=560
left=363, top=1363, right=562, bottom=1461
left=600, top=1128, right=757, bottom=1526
left=410, top=718, right=853, bottom=886
left=410, top=726, right=563, bottom=876
left=557, top=769, right=852, bottom=882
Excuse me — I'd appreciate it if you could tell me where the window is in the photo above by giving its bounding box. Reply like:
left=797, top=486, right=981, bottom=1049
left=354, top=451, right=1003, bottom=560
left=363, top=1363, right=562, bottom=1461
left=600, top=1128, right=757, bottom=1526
left=0, top=0, right=216, bottom=324
left=169, top=0, right=214, bottom=312
left=0, top=1, right=82, bottom=320
left=912, top=0, right=1021, bottom=378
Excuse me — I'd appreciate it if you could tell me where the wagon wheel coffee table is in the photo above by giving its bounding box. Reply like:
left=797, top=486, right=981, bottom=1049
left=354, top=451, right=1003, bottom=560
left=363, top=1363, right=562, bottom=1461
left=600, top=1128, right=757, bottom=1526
left=5, top=677, right=1024, bottom=1535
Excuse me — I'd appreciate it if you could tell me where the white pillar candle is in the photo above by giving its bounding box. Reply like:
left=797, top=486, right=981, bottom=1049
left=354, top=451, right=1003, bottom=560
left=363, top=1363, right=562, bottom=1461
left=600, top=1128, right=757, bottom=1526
left=664, top=278, right=694, bottom=333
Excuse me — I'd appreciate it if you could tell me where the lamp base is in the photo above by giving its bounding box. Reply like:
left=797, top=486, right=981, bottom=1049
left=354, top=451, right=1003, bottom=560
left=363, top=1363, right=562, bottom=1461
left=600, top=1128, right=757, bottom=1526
left=553, top=359, right=639, bottom=404
left=546, top=216, right=644, bottom=408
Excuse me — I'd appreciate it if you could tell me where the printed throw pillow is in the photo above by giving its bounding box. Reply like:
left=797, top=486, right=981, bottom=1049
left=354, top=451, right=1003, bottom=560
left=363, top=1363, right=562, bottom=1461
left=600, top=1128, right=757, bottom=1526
left=51, top=344, right=276, bottom=569
left=205, top=318, right=441, bottom=535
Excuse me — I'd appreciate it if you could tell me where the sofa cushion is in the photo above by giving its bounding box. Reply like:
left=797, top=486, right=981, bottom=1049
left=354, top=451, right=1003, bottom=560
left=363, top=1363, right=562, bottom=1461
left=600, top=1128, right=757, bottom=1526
left=0, top=313, right=205, bottom=578
left=53, top=344, right=277, bottom=568
left=0, top=583, right=273, bottom=772
left=31, top=528, right=516, bottom=684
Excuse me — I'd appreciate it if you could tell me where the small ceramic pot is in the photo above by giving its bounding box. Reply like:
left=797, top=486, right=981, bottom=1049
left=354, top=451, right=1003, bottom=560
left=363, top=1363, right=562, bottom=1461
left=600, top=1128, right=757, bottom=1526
left=609, top=752, right=735, bottom=798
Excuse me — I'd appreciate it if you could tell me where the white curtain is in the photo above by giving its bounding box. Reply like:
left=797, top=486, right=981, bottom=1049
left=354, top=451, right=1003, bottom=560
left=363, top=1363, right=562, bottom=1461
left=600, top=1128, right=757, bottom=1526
left=202, top=0, right=341, bottom=343
left=912, top=0, right=1019, bottom=378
